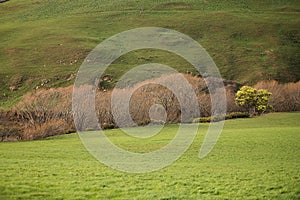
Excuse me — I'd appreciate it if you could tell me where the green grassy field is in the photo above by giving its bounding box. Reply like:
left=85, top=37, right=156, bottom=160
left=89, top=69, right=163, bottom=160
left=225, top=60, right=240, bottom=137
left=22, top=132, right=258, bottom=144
left=0, top=112, right=299, bottom=199
left=1, top=0, right=300, bottom=108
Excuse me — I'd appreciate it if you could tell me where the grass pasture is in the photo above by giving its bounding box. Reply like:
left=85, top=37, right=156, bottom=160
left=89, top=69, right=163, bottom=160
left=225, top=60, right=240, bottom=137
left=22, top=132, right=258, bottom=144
left=0, top=113, right=299, bottom=199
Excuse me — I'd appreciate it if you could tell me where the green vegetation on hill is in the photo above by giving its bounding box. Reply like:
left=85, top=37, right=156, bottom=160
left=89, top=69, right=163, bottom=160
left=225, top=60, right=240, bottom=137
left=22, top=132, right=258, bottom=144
left=1, top=0, right=300, bottom=108
left=0, top=113, right=299, bottom=199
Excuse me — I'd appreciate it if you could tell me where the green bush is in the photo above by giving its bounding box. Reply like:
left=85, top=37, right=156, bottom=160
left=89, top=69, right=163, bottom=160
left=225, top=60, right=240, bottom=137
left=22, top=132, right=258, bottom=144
left=226, top=112, right=250, bottom=119
left=192, top=112, right=250, bottom=123
left=192, top=115, right=225, bottom=123
left=101, top=123, right=116, bottom=130
left=192, top=116, right=213, bottom=123
left=137, top=119, right=151, bottom=126
left=212, top=115, right=226, bottom=122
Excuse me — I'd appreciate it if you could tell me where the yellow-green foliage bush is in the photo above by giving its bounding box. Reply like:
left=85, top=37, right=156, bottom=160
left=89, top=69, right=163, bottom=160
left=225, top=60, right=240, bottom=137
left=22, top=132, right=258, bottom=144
left=235, top=86, right=272, bottom=116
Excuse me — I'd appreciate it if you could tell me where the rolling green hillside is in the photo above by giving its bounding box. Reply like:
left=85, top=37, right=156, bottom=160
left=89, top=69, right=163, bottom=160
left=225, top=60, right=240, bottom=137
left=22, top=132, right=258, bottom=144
left=1, top=113, right=299, bottom=199
left=1, top=0, right=300, bottom=108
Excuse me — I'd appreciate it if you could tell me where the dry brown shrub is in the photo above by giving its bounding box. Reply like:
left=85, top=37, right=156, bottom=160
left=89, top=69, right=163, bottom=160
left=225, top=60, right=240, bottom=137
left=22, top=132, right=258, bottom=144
left=197, top=93, right=211, bottom=117
left=254, top=80, right=300, bottom=112
left=129, top=83, right=181, bottom=124
left=12, top=86, right=74, bottom=140
left=225, top=88, right=245, bottom=113
left=73, top=84, right=100, bottom=131
left=13, top=86, right=73, bottom=126
left=0, top=109, right=24, bottom=141
left=95, top=90, right=114, bottom=127
left=0, top=125, right=23, bottom=142
left=22, top=119, right=71, bottom=140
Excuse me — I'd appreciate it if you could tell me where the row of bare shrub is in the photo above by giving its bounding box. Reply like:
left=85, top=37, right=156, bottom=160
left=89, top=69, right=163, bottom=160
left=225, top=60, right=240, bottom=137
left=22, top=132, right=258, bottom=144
left=4, top=75, right=299, bottom=141
left=93, top=74, right=243, bottom=129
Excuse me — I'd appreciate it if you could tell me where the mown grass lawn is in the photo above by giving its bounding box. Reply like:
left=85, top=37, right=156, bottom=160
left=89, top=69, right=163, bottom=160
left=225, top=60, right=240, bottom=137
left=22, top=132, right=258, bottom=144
left=0, top=112, right=299, bottom=199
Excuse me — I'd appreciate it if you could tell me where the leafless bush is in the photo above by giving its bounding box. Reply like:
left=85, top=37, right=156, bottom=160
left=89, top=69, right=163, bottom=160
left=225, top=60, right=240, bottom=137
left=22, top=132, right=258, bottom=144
left=73, top=84, right=100, bottom=131
left=254, top=80, right=300, bottom=112
left=129, top=83, right=181, bottom=124
left=22, top=119, right=71, bottom=140
left=0, top=125, right=23, bottom=142
left=12, top=86, right=74, bottom=139
left=95, top=90, right=114, bottom=127
left=13, top=86, right=73, bottom=126
left=0, top=109, right=23, bottom=141
left=225, top=88, right=245, bottom=113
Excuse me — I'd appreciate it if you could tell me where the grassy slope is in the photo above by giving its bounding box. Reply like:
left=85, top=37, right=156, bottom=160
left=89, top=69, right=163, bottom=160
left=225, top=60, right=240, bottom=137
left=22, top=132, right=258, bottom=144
left=0, top=0, right=300, bottom=108
left=0, top=112, right=299, bottom=199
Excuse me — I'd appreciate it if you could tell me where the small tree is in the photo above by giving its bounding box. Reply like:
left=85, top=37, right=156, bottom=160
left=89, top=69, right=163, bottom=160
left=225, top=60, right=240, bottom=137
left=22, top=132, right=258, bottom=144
left=235, top=86, right=272, bottom=116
